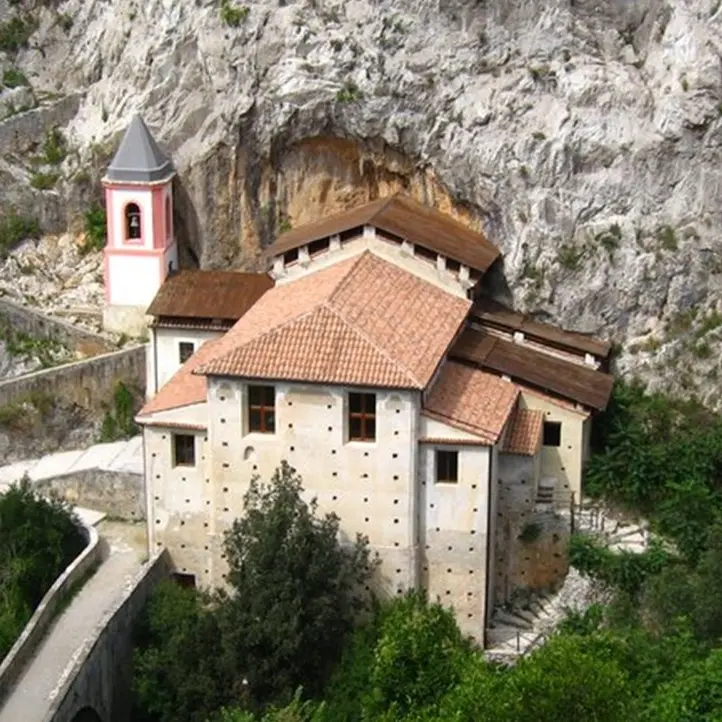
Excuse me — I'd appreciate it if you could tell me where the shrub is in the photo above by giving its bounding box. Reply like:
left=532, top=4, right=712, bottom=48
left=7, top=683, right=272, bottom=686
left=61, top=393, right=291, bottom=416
left=220, top=0, right=249, bottom=26
left=30, top=171, right=59, bottom=190
left=0, top=211, right=40, bottom=257
left=98, top=382, right=140, bottom=442
left=0, top=14, right=36, bottom=53
left=2, top=67, right=28, bottom=88
left=336, top=82, right=362, bottom=103
left=43, top=127, right=67, bottom=165
left=80, top=202, right=107, bottom=255
left=557, top=243, right=584, bottom=270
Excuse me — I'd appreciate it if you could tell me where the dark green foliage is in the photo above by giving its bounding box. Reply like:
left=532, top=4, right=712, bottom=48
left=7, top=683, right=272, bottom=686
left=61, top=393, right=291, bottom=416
left=2, top=67, right=28, bottom=88
left=80, top=202, right=107, bottom=255
left=0, top=479, right=85, bottom=660
left=0, top=211, right=41, bottom=257
left=43, top=127, right=67, bottom=165
left=98, top=382, right=140, bottom=442
left=0, top=14, right=36, bottom=53
left=0, top=316, right=68, bottom=368
left=131, top=581, right=232, bottom=722
left=218, top=461, right=374, bottom=707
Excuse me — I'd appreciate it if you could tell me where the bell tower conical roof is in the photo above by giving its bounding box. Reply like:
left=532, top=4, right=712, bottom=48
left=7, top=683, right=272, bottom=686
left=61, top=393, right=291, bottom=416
left=105, top=114, right=174, bottom=184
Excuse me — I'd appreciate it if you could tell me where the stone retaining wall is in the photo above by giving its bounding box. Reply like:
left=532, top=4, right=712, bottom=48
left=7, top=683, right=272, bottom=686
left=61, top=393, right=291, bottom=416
left=0, top=521, right=101, bottom=705
left=0, top=345, right=145, bottom=411
left=0, top=297, right=114, bottom=357
left=45, top=549, right=172, bottom=722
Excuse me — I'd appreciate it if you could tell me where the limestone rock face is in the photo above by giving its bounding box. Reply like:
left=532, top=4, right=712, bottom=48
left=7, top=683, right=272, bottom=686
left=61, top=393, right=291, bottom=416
left=2, top=0, right=722, bottom=401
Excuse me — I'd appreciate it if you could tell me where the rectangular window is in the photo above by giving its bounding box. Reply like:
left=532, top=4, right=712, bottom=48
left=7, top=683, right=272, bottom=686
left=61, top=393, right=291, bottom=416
left=543, top=421, right=562, bottom=447
left=178, top=341, right=195, bottom=363
left=173, top=434, right=196, bottom=467
left=435, top=450, right=459, bottom=483
left=348, top=392, right=376, bottom=442
left=248, top=385, right=276, bottom=433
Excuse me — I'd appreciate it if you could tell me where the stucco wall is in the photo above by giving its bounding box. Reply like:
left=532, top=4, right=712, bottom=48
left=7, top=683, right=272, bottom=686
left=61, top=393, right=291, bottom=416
left=147, top=328, right=223, bottom=398
left=274, top=230, right=471, bottom=298
left=418, top=437, right=490, bottom=643
left=0, top=298, right=113, bottom=357
left=518, top=390, right=590, bottom=500
left=0, top=346, right=145, bottom=411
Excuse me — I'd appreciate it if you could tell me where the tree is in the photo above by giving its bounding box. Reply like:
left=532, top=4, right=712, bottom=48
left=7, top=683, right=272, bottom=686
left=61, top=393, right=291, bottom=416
left=131, top=581, right=232, bottom=722
left=217, top=461, right=375, bottom=709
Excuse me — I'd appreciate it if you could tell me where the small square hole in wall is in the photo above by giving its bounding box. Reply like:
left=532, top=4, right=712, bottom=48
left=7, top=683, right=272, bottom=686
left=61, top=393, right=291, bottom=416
left=204, top=522, right=208, bottom=528
left=332, top=495, right=338, bottom=500
left=328, top=426, right=333, bottom=432
left=154, top=495, right=160, bottom=500
left=395, top=409, right=400, bottom=414
left=181, top=543, right=186, bottom=549
left=180, top=520, right=185, bottom=525
left=155, top=519, right=161, bottom=524
left=222, top=441, right=228, bottom=447
left=396, top=568, right=401, bottom=574
left=223, top=507, right=229, bottom=512
left=435, top=527, right=440, bottom=532
left=162, top=435, right=167, bottom=440
left=290, top=446, right=295, bottom=452
left=364, top=451, right=369, bottom=457
left=392, top=452, right=398, bottom=458
left=364, top=497, right=368, bottom=502
left=471, top=484, right=477, bottom=489
left=253, top=465, right=258, bottom=471
left=445, top=590, right=451, bottom=595
left=393, top=475, right=399, bottom=480
left=155, top=474, right=161, bottom=479
left=222, top=463, right=229, bottom=468
left=157, top=541, right=162, bottom=547
left=206, top=478, right=210, bottom=484
left=181, top=476, right=187, bottom=482
left=152, top=452, right=157, bottom=458
left=472, top=507, right=478, bottom=513
left=394, top=430, right=399, bottom=436
left=327, top=404, right=332, bottom=409
left=394, top=519, right=399, bottom=524
left=331, top=449, right=336, bottom=455
left=430, top=503, right=435, bottom=508
left=394, top=542, right=400, bottom=547
left=288, top=401, right=293, bottom=406
left=397, top=589, right=403, bottom=595
left=365, top=517, right=369, bottom=522
left=332, top=472, right=338, bottom=477
left=288, top=423, right=293, bottom=429
left=223, top=487, right=228, bottom=492
left=220, top=418, right=226, bottom=424
left=206, top=500, right=210, bottom=505
left=393, top=499, right=399, bottom=504
left=204, top=545, right=209, bottom=550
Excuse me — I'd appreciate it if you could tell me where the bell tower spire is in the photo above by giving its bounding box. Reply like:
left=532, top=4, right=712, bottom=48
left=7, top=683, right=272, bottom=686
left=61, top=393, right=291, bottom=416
left=101, top=114, right=178, bottom=336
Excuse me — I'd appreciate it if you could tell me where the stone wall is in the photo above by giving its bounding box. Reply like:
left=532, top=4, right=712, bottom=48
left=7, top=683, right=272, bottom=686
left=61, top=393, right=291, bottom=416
left=45, top=549, right=172, bottom=722
left=0, top=346, right=145, bottom=411
left=0, top=298, right=113, bottom=358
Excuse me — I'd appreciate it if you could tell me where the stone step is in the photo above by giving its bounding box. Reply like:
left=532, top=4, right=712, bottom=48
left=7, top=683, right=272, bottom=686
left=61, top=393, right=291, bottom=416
left=514, top=607, right=538, bottom=625
left=493, top=609, right=534, bottom=630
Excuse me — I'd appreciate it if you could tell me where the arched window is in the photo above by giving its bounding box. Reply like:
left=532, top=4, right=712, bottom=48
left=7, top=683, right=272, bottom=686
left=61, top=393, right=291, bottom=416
left=165, top=196, right=172, bottom=239
left=125, top=203, right=142, bottom=240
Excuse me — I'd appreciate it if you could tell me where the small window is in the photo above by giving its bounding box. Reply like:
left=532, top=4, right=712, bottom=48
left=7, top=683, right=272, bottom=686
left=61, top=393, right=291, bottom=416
left=543, top=421, right=562, bottom=447
left=348, top=392, right=376, bottom=441
left=435, top=450, right=458, bottom=483
left=248, top=385, right=275, bottom=433
left=173, top=434, right=196, bottom=466
left=165, top=195, right=172, bottom=239
left=125, top=202, right=142, bottom=240
left=178, top=342, right=195, bottom=363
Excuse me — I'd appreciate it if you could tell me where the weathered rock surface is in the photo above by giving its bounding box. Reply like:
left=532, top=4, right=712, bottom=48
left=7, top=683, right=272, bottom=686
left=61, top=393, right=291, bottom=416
left=1, top=0, right=722, bottom=401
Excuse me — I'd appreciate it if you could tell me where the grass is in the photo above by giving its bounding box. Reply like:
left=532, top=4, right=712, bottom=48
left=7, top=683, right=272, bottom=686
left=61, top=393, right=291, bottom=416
left=596, top=223, right=622, bottom=255
left=694, top=311, right=722, bottom=340
left=0, top=391, right=56, bottom=432
left=0, top=14, right=36, bottom=53
left=693, top=341, right=712, bottom=359
left=0, top=211, right=40, bottom=258
left=656, top=225, right=677, bottom=251
left=220, top=0, right=249, bottom=26
left=42, top=128, right=67, bottom=165
left=557, top=243, right=585, bottom=271
left=2, top=67, right=28, bottom=88
left=30, top=171, right=59, bottom=190
left=79, top=202, right=107, bottom=256
left=336, top=81, right=362, bottom=103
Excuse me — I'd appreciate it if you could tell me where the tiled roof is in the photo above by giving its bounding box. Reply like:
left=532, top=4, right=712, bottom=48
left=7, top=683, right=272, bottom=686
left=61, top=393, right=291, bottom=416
left=267, top=194, right=500, bottom=273
left=195, top=251, right=470, bottom=389
left=423, top=362, right=519, bottom=443
left=502, top=408, right=543, bottom=456
left=146, top=270, right=273, bottom=321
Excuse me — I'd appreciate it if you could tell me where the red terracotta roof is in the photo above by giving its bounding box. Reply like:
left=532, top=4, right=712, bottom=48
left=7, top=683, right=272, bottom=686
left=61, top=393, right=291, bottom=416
left=502, top=408, right=543, bottom=456
left=423, top=362, right=519, bottom=443
left=195, top=251, right=470, bottom=389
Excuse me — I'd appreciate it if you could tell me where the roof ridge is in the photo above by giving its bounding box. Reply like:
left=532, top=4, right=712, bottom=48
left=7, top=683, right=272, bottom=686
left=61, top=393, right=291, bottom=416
left=322, top=300, right=420, bottom=387
left=367, top=195, right=398, bottom=224
left=325, top=250, right=373, bottom=306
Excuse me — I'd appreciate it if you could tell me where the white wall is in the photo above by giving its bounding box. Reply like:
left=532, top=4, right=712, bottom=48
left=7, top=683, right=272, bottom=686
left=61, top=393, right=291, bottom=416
left=110, top=187, right=154, bottom=250
left=108, top=254, right=161, bottom=306
left=417, top=416, right=491, bottom=643
left=273, top=232, right=470, bottom=299
left=147, top=327, right=224, bottom=398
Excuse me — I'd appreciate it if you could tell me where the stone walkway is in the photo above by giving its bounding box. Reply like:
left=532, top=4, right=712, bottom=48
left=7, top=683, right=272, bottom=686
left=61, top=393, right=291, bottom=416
left=0, top=436, right=143, bottom=487
left=485, top=504, right=650, bottom=662
left=0, top=520, right=147, bottom=722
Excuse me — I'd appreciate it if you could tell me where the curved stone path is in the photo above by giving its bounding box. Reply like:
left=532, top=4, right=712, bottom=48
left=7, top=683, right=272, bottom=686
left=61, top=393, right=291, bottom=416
left=0, top=520, right=147, bottom=722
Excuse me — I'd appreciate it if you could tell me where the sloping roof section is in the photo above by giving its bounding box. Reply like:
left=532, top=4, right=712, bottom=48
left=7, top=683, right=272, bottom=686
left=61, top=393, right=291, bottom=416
left=195, top=251, right=470, bottom=389
left=472, top=297, right=612, bottom=359
left=502, top=408, right=543, bottom=456
left=450, top=327, right=614, bottom=411
left=267, top=194, right=500, bottom=273
left=146, top=270, right=274, bottom=321
left=423, top=362, right=519, bottom=443
left=105, top=115, right=174, bottom=183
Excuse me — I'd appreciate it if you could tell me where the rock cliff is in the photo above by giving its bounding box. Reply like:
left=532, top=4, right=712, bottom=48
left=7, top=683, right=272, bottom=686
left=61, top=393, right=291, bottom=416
left=1, top=0, right=722, bottom=401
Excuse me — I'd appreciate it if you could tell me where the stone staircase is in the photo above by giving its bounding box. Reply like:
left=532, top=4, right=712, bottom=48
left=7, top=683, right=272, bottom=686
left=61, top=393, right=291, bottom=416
left=484, top=502, right=650, bottom=662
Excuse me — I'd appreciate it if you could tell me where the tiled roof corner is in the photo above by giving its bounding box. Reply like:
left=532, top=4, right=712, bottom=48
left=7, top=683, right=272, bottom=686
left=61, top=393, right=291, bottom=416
left=502, top=408, right=544, bottom=456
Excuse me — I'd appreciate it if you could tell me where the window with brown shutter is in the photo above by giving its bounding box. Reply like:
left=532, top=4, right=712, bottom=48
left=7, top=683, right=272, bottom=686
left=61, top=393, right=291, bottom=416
left=348, top=392, right=376, bottom=441
left=248, top=385, right=276, bottom=433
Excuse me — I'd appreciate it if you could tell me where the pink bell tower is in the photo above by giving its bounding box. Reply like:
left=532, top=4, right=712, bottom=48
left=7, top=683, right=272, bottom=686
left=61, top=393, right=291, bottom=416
left=102, top=115, right=178, bottom=336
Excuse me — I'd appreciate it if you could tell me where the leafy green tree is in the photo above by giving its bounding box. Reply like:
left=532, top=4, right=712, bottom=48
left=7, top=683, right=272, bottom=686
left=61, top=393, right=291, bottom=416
left=131, top=580, right=232, bottom=722
left=217, top=461, right=375, bottom=708
left=364, top=591, right=469, bottom=719
left=643, top=648, right=722, bottom=722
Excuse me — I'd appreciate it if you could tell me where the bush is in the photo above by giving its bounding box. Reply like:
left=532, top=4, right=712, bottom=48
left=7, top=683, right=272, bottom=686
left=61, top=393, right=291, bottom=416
left=0, top=479, right=85, bottom=660
left=80, top=202, right=107, bottom=255
left=30, top=171, right=59, bottom=190
left=0, top=211, right=41, bottom=257
left=2, top=67, right=28, bottom=88
left=98, top=382, right=140, bottom=442
left=43, top=127, right=67, bottom=165
left=0, top=14, right=36, bottom=53
left=220, top=0, right=249, bottom=26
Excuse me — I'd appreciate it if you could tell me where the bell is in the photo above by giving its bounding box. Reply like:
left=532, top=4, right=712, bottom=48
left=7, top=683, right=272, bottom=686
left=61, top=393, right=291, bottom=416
left=130, top=216, right=139, bottom=228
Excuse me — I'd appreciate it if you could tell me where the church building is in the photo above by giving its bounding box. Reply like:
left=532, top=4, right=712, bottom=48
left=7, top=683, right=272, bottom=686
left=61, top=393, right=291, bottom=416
left=105, top=116, right=614, bottom=645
